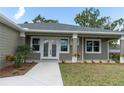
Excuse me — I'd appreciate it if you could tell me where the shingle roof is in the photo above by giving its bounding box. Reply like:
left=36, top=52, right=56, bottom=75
left=18, top=23, right=112, bottom=32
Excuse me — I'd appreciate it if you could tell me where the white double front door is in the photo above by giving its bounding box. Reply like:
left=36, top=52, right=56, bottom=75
left=41, top=39, right=59, bottom=59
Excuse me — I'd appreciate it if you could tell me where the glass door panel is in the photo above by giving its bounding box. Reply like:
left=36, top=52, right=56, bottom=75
left=43, top=40, right=49, bottom=57
left=51, top=41, right=57, bottom=57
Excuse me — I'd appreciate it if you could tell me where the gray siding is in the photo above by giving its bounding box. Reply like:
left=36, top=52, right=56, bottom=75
left=0, top=23, right=20, bottom=68
left=84, top=38, right=108, bottom=60
left=28, top=53, right=40, bottom=60
left=26, top=35, right=108, bottom=61
left=26, top=35, right=31, bottom=47
left=59, top=37, right=72, bottom=61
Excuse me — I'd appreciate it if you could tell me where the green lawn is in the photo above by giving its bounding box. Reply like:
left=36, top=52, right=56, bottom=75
left=59, top=63, right=124, bottom=86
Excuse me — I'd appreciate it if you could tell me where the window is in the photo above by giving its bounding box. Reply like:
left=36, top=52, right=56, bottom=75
left=60, top=39, right=69, bottom=53
left=32, top=38, right=40, bottom=51
left=85, top=39, right=101, bottom=53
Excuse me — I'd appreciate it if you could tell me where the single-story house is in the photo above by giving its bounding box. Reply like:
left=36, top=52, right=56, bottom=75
left=0, top=14, right=124, bottom=68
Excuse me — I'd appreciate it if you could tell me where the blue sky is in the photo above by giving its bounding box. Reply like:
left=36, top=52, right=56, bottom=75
left=0, top=7, right=124, bottom=25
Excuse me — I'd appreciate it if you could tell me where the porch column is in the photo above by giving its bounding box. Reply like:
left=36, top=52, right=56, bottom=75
left=72, top=33, right=78, bottom=63
left=120, top=35, right=124, bottom=63
left=19, top=32, right=25, bottom=45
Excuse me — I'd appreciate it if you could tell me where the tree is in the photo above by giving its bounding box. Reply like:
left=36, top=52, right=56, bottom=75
left=107, top=18, right=124, bottom=31
left=74, top=8, right=124, bottom=48
left=74, top=8, right=110, bottom=28
left=74, top=8, right=124, bottom=31
left=44, top=19, right=58, bottom=23
left=32, top=14, right=58, bottom=23
left=105, top=18, right=124, bottom=48
left=32, top=14, right=46, bottom=23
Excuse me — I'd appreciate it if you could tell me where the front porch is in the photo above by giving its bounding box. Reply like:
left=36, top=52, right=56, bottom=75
left=19, top=31, right=123, bottom=63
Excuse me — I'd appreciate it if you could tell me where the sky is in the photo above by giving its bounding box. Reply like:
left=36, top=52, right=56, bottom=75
left=0, top=7, right=124, bottom=25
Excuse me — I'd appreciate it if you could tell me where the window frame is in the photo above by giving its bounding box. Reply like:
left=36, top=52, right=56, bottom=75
left=60, top=38, right=70, bottom=53
left=31, top=37, right=40, bottom=53
left=85, top=39, right=101, bottom=54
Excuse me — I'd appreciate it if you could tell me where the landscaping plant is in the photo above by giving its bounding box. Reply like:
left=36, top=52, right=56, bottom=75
left=15, top=45, right=32, bottom=68
left=16, top=45, right=32, bottom=63
left=14, top=54, right=24, bottom=68
left=5, top=55, right=16, bottom=62
left=111, top=54, right=120, bottom=63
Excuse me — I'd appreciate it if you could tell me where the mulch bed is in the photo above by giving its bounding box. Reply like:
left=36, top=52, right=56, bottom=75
left=0, top=63, right=37, bottom=78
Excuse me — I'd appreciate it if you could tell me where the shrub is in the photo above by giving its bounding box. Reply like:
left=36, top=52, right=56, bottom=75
left=16, top=45, right=32, bottom=63
left=111, top=54, right=120, bottom=63
left=5, top=45, right=32, bottom=68
left=5, top=55, right=16, bottom=62
left=15, top=54, right=24, bottom=68
left=15, top=45, right=32, bottom=68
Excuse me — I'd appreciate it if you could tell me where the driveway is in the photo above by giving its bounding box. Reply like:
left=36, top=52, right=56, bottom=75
left=0, top=61, right=63, bottom=86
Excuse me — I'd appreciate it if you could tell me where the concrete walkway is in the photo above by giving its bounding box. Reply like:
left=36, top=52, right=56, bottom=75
left=0, top=61, right=63, bottom=86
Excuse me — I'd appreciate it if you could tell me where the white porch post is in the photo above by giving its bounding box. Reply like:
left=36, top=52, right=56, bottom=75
left=72, top=33, right=78, bottom=63
left=120, top=35, right=124, bottom=63
left=19, top=32, right=26, bottom=45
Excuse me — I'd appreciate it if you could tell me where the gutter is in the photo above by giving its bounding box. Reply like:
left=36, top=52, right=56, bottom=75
left=24, top=29, right=124, bottom=36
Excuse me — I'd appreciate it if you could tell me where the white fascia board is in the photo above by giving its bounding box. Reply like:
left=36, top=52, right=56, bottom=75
left=24, top=29, right=124, bottom=36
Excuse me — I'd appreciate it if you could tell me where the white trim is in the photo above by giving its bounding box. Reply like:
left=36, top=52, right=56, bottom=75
left=120, top=57, right=124, bottom=63
left=41, top=39, right=59, bottom=60
left=82, top=37, right=84, bottom=62
left=85, top=39, right=102, bottom=54
left=120, top=35, right=124, bottom=40
left=72, top=56, right=77, bottom=63
left=73, top=33, right=77, bottom=38
left=20, top=32, right=25, bottom=37
left=40, top=37, right=60, bottom=60
left=59, top=38, right=70, bottom=54
left=24, top=29, right=124, bottom=35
